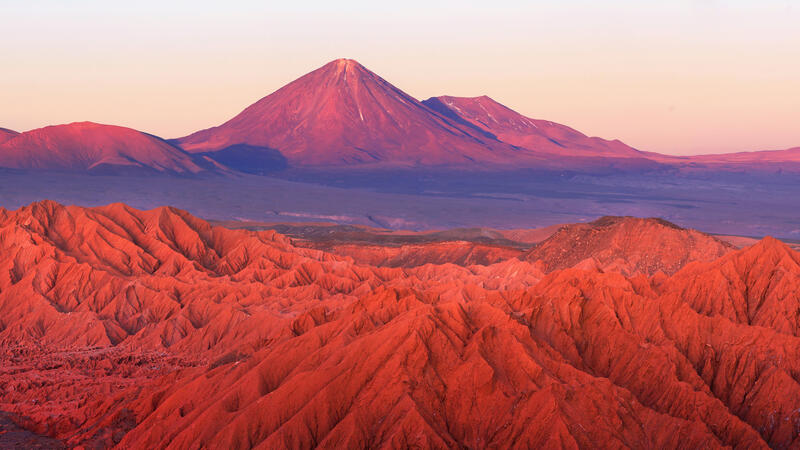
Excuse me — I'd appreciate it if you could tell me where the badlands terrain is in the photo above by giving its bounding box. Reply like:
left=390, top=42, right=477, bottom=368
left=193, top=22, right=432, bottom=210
left=1, top=201, right=800, bottom=448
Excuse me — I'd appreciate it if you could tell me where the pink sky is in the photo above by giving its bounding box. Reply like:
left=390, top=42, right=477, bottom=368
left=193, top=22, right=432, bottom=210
left=1, top=1, right=798, bottom=155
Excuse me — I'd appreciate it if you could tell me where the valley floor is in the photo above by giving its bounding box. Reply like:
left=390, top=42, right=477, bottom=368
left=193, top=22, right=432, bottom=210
left=1, top=169, right=799, bottom=238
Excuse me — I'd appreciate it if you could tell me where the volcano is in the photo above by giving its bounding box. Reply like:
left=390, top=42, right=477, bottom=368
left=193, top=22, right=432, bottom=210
left=0, top=122, right=219, bottom=174
left=176, top=59, right=535, bottom=168
left=176, top=59, right=663, bottom=171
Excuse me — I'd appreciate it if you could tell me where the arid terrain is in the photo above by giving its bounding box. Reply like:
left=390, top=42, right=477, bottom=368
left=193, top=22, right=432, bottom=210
left=5, top=0, right=800, bottom=444
left=1, top=201, right=799, bottom=448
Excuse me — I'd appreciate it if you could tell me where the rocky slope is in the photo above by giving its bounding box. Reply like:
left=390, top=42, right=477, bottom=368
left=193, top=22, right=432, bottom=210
left=524, top=216, right=736, bottom=276
left=0, top=202, right=798, bottom=449
left=0, top=127, right=18, bottom=144
left=422, top=95, right=644, bottom=159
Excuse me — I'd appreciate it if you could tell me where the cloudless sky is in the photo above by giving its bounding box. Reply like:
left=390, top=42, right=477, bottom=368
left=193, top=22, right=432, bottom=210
left=1, top=0, right=798, bottom=155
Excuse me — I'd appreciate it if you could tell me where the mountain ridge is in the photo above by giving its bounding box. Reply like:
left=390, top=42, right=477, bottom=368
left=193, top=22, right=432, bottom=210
left=422, top=95, right=645, bottom=158
left=0, top=122, right=222, bottom=175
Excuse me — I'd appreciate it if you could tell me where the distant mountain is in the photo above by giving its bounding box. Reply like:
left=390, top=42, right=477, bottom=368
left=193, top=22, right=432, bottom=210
left=0, top=122, right=221, bottom=174
left=3, top=59, right=797, bottom=174
left=422, top=95, right=643, bottom=158
left=644, top=146, right=800, bottom=172
left=696, top=146, right=800, bottom=163
left=175, top=59, right=548, bottom=168
left=176, top=59, right=663, bottom=171
left=0, top=127, right=18, bottom=144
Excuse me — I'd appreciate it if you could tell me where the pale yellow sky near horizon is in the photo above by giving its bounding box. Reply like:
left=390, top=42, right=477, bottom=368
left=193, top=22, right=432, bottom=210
left=1, top=0, right=798, bottom=155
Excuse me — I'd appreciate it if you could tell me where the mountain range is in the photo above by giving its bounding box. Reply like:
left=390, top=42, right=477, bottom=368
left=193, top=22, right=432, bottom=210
left=2, top=58, right=798, bottom=174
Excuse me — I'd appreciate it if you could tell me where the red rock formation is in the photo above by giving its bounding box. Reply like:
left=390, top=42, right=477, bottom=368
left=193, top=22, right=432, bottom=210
left=1, top=201, right=798, bottom=449
left=0, top=122, right=216, bottom=174
left=524, top=216, right=735, bottom=276
left=659, top=236, right=800, bottom=335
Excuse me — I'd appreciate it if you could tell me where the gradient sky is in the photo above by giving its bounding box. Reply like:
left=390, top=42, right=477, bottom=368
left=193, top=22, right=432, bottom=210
left=2, top=0, right=798, bottom=155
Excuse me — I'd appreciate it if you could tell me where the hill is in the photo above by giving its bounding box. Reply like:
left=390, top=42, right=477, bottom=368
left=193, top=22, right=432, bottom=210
left=0, top=122, right=220, bottom=174
left=524, top=216, right=735, bottom=275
